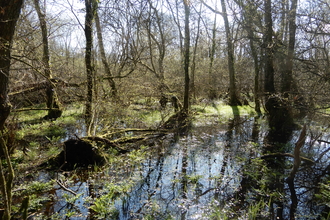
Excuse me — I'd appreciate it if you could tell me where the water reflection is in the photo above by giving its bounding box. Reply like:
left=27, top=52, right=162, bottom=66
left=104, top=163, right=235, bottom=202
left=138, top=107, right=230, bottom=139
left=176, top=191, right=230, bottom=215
left=116, top=116, right=259, bottom=219
left=40, top=115, right=329, bottom=219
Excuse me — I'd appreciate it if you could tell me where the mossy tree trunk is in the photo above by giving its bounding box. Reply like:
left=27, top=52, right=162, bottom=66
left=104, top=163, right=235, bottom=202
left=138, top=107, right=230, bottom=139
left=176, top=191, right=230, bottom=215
left=183, top=0, right=190, bottom=112
left=84, top=0, right=97, bottom=127
left=0, top=1, right=24, bottom=219
left=33, top=0, right=62, bottom=120
left=263, top=0, right=294, bottom=142
left=264, top=0, right=275, bottom=95
left=0, top=0, right=24, bottom=131
left=281, top=0, right=298, bottom=97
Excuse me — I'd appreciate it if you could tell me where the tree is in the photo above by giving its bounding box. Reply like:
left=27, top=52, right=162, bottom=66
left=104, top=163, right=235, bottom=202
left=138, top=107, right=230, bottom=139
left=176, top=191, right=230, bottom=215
left=33, top=0, right=62, bottom=120
left=95, top=9, right=117, bottom=98
left=84, top=0, right=97, bottom=127
left=183, top=0, right=190, bottom=112
left=220, top=0, right=242, bottom=106
left=0, top=0, right=24, bottom=130
left=190, top=3, right=203, bottom=100
left=0, top=1, right=24, bottom=219
left=207, top=12, right=218, bottom=100
left=263, top=0, right=294, bottom=142
left=202, top=0, right=242, bottom=105
left=281, top=0, right=298, bottom=97
left=263, top=0, right=275, bottom=95
left=140, top=1, right=171, bottom=95
left=235, top=0, right=263, bottom=114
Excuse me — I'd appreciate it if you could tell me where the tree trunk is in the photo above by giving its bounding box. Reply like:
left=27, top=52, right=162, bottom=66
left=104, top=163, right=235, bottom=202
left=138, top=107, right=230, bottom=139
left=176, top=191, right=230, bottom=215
left=95, top=10, right=117, bottom=98
left=263, top=0, right=294, bottom=143
left=220, top=0, right=242, bottom=106
left=208, top=13, right=217, bottom=100
left=191, top=4, right=202, bottom=101
left=0, top=2, right=24, bottom=219
left=264, top=0, right=275, bottom=95
left=84, top=0, right=96, bottom=127
left=183, top=0, right=190, bottom=112
left=281, top=0, right=298, bottom=96
left=0, top=0, right=24, bottom=131
left=33, top=0, right=62, bottom=120
left=241, top=1, right=262, bottom=114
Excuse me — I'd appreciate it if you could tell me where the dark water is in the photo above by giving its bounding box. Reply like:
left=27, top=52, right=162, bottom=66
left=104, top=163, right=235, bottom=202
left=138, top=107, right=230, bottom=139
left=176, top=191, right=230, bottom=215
left=38, top=116, right=330, bottom=219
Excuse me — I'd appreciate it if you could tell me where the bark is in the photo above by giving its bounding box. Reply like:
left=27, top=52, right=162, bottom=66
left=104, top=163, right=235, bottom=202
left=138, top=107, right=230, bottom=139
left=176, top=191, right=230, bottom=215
left=183, top=0, right=190, bottom=112
left=0, top=2, right=24, bottom=219
left=220, top=0, right=242, bottom=106
left=84, top=0, right=96, bottom=126
left=251, top=38, right=262, bottom=115
left=0, top=0, right=24, bottom=130
left=281, top=0, right=298, bottom=96
left=95, top=10, right=117, bottom=98
left=0, top=136, right=15, bottom=220
left=264, top=0, right=275, bottom=94
left=208, top=13, right=217, bottom=100
left=263, top=0, right=294, bottom=138
left=191, top=4, right=202, bottom=101
left=33, top=0, right=62, bottom=120
left=239, top=0, right=262, bottom=114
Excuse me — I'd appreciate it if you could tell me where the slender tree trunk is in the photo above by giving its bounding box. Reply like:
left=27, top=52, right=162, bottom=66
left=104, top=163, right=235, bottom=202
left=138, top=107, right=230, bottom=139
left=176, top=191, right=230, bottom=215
left=191, top=4, right=202, bottom=101
left=84, top=0, right=96, bottom=126
left=264, top=0, right=275, bottom=95
left=251, top=37, right=262, bottom=115
left=220, top=0, right=242, bottom=106
left=183, top=0, right=190, bottom=112
left=241, top=2, right=262, bottom=114
left=95, top=10, right=117, bottom=98
left=33, top=0, right=62, bottom=120
left=281, top=0, right=298, bottom=96
left=208, top=13, right=217, bottom=100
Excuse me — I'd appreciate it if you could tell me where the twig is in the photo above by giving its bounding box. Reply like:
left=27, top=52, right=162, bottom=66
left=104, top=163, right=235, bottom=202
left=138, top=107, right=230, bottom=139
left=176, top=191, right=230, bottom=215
left=261, top=152, right=314, bottom=164
left=56, top=180, right=77, bottom=196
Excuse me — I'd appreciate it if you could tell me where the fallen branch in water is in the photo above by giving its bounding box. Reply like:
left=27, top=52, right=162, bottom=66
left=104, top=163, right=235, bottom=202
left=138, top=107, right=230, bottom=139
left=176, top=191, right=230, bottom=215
left=56, top=180, right=77, bottom=196
left=99, top=128, right=171, bottom=138
left=84, top=132, right=167, bottom=153
left=260, top=152, right=313, bottom=164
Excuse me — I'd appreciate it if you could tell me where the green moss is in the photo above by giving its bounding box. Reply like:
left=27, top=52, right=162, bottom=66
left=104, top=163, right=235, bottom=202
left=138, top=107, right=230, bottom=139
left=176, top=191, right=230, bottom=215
left=139, top=110, right=162, bottom=126
left=15, top=103, right=84, bottom=141
left=193, top=102, right=256, bottom=118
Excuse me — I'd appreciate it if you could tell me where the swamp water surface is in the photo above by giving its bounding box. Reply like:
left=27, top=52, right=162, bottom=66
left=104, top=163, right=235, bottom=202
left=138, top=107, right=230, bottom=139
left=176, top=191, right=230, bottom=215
left=33, top=115, right=329, bottom=219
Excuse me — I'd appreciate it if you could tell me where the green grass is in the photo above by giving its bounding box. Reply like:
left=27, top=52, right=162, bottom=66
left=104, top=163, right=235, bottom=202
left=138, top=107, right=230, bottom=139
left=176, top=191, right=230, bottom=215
left=15, top=103, right=84, bottom=139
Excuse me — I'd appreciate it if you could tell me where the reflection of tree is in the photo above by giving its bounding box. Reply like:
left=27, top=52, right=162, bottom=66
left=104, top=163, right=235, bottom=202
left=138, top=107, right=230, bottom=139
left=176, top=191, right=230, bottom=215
left=108, top=117, right=329, bottom=219
left=263, top=132, right=289, bottom=219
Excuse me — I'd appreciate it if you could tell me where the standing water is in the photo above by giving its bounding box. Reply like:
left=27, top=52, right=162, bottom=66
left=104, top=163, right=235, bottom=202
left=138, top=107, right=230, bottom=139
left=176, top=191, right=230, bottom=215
left=33, top=115, right=329, bottom=219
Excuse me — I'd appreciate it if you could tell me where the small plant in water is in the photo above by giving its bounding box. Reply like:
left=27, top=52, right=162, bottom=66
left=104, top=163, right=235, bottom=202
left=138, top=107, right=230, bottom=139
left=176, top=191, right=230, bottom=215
left=89, top=182, right=130, bottom=219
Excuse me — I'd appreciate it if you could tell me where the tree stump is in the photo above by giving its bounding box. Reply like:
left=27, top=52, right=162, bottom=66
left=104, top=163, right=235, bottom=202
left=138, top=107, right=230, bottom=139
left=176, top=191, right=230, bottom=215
left=52, top=139, right=106, bottom=170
